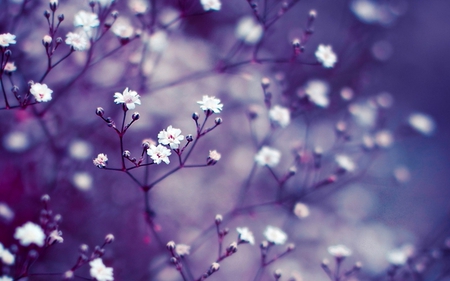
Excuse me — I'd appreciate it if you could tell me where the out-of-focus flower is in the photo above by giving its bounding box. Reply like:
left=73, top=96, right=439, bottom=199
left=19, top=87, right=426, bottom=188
left=47, top=230, right=64, bottom=245
left=89, top=258, right=114, bottom=281
left=387, top=245, right=414, bottom=266
left=14, top=222, right=45, bottom=247
left=73, top=172, right=93, bottom=190
left=374, top=130, right=394, bottom=148
left=175, top=244, right=191, bottom=256
left=0, top=276, right=13, bottom=281
left=237, top=227, right=255, bottom=245
left=201, top=0, right=221, bottom=11
left=350, top=0, right=381, bottom=24
left=255, top=146, right=281, bottom=167
left=269, top=105, right=291, bottom=128
left=235, top=16, right=263, bottom=44
left=65, top=32, right=88, bottom=51
left=0, top=203, right=14, bottom=222
left=30, top=83, right=53, bottom=102
left=304, top=80, right=329, bottom=108
left=393, top=166, right=411, bottom=183
left=0, top=33, right=16, bottom=47
left=335, top=154, right=356, bottom=172
left=147, top=144, right=171, bottom=164
left=349, top=102, right=377, bottom=127
left=0, top=244, right=15, bottom=265
left=264, top=226, right=287, bottom=245
left=114, top=87, right=141, bottom=110
left=149, top=31, right=168, bottom=52
left=93, top=153, right=108, bottom=168
left=340, top=87, right=354, bottom=101
left=3, top=131, right=29, bottom=152
left=315, top=44, right=337, bottom=68
left=4, top=62, right=17, bottom=73
left=74, top=11, right=99, bottom=37
left=328, top=244, right=352, bottom=258
left=129, top=0, right=148, bottom=14
left=112, top=18, right=134, bottom=39
left=158, top=126, right=184, bottom=149
left=69, top=140, right=92, bottom=160
left=408, top=113, right=436, bottom=136
left=293, top=202, right=310, bottom=219
left=197, top=95, right=223, bottom=113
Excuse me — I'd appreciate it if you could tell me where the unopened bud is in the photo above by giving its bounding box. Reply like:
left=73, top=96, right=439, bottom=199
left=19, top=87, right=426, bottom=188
left=227, top=242, right=238, bottom=254
left=96, top=107, right=105, bottom=116
left=166, top=241, right=176, bottom=251
left=321, top=258, right=330, bottom=267
left=44, top=10, right=51, bottom=18
left=186, top=134, right=193, bottom=142
left=58, top=14, right=64, bottom=22
left=132, top=112, right=140, bottom=120
left=209, top=262, right=220, bottom=273
left=111, top=10, right=119, bottom=18
left=260, top=241, right=269, bottom=249
left=104, top=234, right=114, bottom=244
left=215, top=117, right=222, bottom=125
left=4, top=50, right=11, bottom=57
left=274, top=269, right=282, bottom=279
left=261, top=77, right=270, bottom=89
left=43, top=35, right=52, bottom=45
left=215, top=214, right=223, bottom=224
left=123, top=150, right=131, bottom=158
left=292, top=38, right=301, bottom=48
left=309, top=9, right=317, bottom=19
left=41, top=194, right=50, bottom=202
left=355, top=261, right=362, bottom=269
left=63, top=270, right=74, bottom=280
left=192, top=112, right=199, bottom=121
left=55, top=37, right=63, bottom=44
left=287, top=243, right=295, bottom=251
left=288, top=166, right=297, bottom=175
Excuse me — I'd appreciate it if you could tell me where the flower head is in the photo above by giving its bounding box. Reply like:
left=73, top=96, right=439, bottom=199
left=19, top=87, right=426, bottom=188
left=30, top=83, right=53, bottom=102
left=237, top=227, right=255, bottom=245
left=93, top=153, right=108, bottom=168
left=147, top=144, right=171, bottom=164
left=201, top=0, right=221, bottom=11
left=197, top=95, right=223, bottom=113
left=65, top=32, right=88, bottom=51
left=114, top=88, right=141, bottom=110
left=48, top=230, right=64, bottom=245
left=74, top=11, right=99, bottom=37
left=207, top=150, right=221, bottom=165
left=111, top=18, right=134, bottom=39
left=89, top=258, right=114, bottom=281
left=0, top=33, right=16, bottom=47
left=315, top=44, right=337, bottom=68
left=158, top=125, right=184, bottom=149
left=14, top=222, right=46, bottom=247
left=175, top=244, right=191, bottom=256
left=255, top=146, right=281, bottom=167
left=304, top=80, right=329, bottom=108
left=264, top=226, right=287, bottom=245
left=269, top=105, right=291, bottom=128
left=328, top=244, right=352, bottom=258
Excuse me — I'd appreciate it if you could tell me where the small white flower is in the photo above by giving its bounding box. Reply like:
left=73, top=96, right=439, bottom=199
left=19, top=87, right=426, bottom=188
left=208, top=150, right=221, bottom=162
left=0, top=33, right=16, bottom=47
left=328, top=244, right=352, bottom=258
left=47, top=230, right=64, bottom=245
left=293, top=202, right=310, bottom=219
left=315, top=44, right=337, bottom=68
left=158, top=125, right=184, bottom=149
left=269, top=105, right=291, bottom=128
left=264, top=226, right=287, bottom=245
left=111, top=18, right=134, bottom=39
left=147, top=144, right=171, bottom=164
left=74, top=11, right=100, bottom=37
left=30, top=83, right=53, bottom=102
left=255, top=146, right=281, bottom=167
left=89, top=258, right=114, bottom=281
left=237, top=227, right=255, bottom=245
left=236, top=16, right=263, bottom=44
left=43, top=35, right=52, bottom=44
left=0, top=276, right=13, bottom=281
left=4, top=62, right=17, bottom=72
left=408, top=113, right=436, bottom=136
left=304, top=80, right=329, bottom=108
left=1, top=248, right=15, bottom=265
left=14, top=222, right=45, bottom=247
left=335, top=154, right=356, bottom=172
left=65, top=32, right=88, bottom=51
left=197, top=95, right=223, bottom=113
left=93, top=153, right=108, bottom=168
left=114, top=87, right=141, bottom=110
left=175, top=244, right=191, bottom=256
left=200, top=0, right=221, bottom=11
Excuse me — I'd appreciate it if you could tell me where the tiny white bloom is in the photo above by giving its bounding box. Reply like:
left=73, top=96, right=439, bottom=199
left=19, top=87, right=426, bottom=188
left=335, top=154, right=356, bottom=172
left=269, top=105, right=291, bottom=128
left=237, top=227, right=255, bottom=245
left=255, top=146, right=281, bottom=167
left=74, top=10, right=100, bottom=36
left=30, top=83, right=53, bottom=102
left=197, top=95, right=223, bottom=113
left=111, top=18, right=134, bottom=39
left=89, top=258, right=114, bottom=281
left=4, top=62, right=17, bottom=73
left=200, top=0, right=221, bottom=11
left=65, top=32, right=88, bottom=51
left=264, top=225, right=287, bottom=245
left=175, top=244, right=191, bottom=256
left=43, top=35, right=52, bottom=44
left=114, top=87, right=141, bottom=110
left=236, top=16, right=263, bottom=44
left=47, top=230, right=64, bottom=245
left=14, top=222, right=45, bottom=247
left=408, top=113, right=436, bottom=136
left=1, top=248, right=15, bottom=265
left=315, top=44, right=337, bottom=68
left=93, top=153, right=108, bottom=167
left=147, top=144, right=171, bottom=164
left=328, top=244, right=352, bottom=258
left=0, top=33, right=16, bottom=47
left=304, top=80, right=329, bottom=108
left=158, top=125, right=184, bottom=149
left=293, top=202, right=310, bottom=219
left=0, top=276, right=13, bottom=281
left=208, top=150, right=221, bottom=161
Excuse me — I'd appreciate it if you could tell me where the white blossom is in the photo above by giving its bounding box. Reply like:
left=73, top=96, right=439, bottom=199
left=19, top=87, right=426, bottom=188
left=14, top=222, right=45, bottom=247
left=175, top=244, right=191, bottom=256
left=1, top=248, right=15, bottom=265
left=158, top=125, right=184, bottom=149
left=111, top=18, right=134, bottom=39
left=48, top=230, right=64, bottom=245
left=304, top=80, right=329, bottom=108
left=315, top=44, right=337, bottom=68
left=408, top=113, right=436, bottom=136
left=200, top=0, right=221, bottom=11
left=328, top=244, right=352, bottom=258
left=335, top=154, right=356, bottom=172
left=237, top=227, right=255, bottom=245
left=93, top=153, right=108, bottom=168
left=293, top=202, right=310, bottom=219
left=208, top=150, right=221, bottom=161
left=74, top=11, right=99, bottom=37
left=0, top=203, right=14, bottom=222
left=264, top=225, right=287, bottom=245
left=255, top=146, right=281, bottom=167
left=197, top=95, right=223, bottom=113
left=114, top=88, right=141, bottom=110
left=349, top=102, right=378, bottom=127
left=89, top=258, right=114, bottom=281
left=269, top=105, right=290, bottom=128
left=4, top=62, right=17, bottom=73
left=0, top=33, right=16, bottom=47
left=236, top=16, right=263, bottom=44
left=147, top=144, right=171, bottom=164
left=129, top=0, right=148, bottom=14
left=30, top=83, right=53, bottom=102
left=65, top=32, right=88, bottom=51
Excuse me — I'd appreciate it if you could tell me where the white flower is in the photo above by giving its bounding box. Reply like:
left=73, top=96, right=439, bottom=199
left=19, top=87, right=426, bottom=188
left=129, top=0, right=148, bottom=14
left=328, top=244, right=352, bottom=258
left=304, top=80, right=329, bottom=108
left=175, top=244, right=191, bottom=256
left=65, top=32, right=88, bottom=51
left=208, top=150, right=221, bottom=161
left=197, top=95, right=223, bottom=113
left=237, top=227, right=255, bottom=245
left=147, top=144, right=171, bottom=164
left=93, top=153, right=108, bottom=167
left=4, top=62, right=17, bottom=72
left=114, top=88, right=141, bottom=110
left=293, top=202, right=310, bottom=219
left=264, top=226, right=287, bottom=245
left=269, top=105, right=291, bottom=128
left=315, top=44, right=337, bottom=68
left=158, top=125, right=184, bottom=149
left=14, top=222, right=45, bottom=247
left=111, top=18, right=134, bottom=39
left=255, top=146, right=281, bottom=167
left=200, top=0, right=221, bottom=11
left=30, top=83, right=53, bottom=102
left=0, top=33, right=16, bottom=47
left=1, top=248, right=15, bottom=265
left=47, top=230, right=64, bottom=245
left=236, top=16, right=263, bottom=44
left=408, top=113, right=436, bottom=136
left=89, top=258, right=114, bottom=281
left=335, top=154, right=356, bottom=172
left=0, top=276, right=13, bottom=281
left=74, top=11, right=99, bottom=37
left=374, top=130, right=394, bottom=148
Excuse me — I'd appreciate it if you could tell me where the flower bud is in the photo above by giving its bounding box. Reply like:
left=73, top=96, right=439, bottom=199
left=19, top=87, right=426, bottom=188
left=4, top=50, right=12, bottom=57
left=96, top=107, right=105, bottom=116
left=261, top=77, right=270, bottom=89
left=111, top=10, right=119, bottom=18
left=192, top=112, right=199, bottom=121
left=79, top=244, right=89, bottom=253
left=41, top=194, right=50, bottom=202
left=209, top=262, right=220, bottom=274
left=274, top=269, right=282, bottom=279
left=55, top=37, right=63, bottom=44
left=43, top=35, right=52, bottom=46
left=58, top=14, right=64, bottom=22
left=166, top=241, right=176, bottom=251
left=123, top=150, right=131, bottom=158
left=215, top=214, right=222, bottom=224
left=44, top=10, right=51, bottom=18
left=215, top=117, right=222, bottom=125
left=105, top=234, right=115, bottom=244
left=132, top=112, right=140, bottom=120
left=186, top=134, right=193, bottom=142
